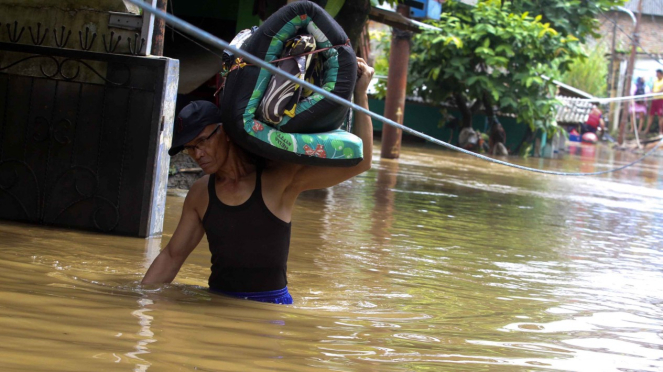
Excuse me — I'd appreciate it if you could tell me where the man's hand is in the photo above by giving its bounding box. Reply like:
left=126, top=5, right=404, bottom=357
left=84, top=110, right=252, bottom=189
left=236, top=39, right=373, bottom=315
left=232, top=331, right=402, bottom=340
left=141, top=178, right=206, bottom=285
left=355, top=57, right=375, bottom=98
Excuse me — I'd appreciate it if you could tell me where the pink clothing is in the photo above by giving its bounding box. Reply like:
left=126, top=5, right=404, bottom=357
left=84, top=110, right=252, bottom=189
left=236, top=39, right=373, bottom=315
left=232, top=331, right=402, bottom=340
left=630, top=102, right=647, bottom=114
left=631, top=83, right=649, bottom=114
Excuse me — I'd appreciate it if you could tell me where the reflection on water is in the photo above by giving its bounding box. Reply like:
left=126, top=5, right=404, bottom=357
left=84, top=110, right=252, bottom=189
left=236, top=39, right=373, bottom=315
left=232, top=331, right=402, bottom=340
left=0, top=143, right=662, bottom=371
left=127, top=298, right=155, bottom=371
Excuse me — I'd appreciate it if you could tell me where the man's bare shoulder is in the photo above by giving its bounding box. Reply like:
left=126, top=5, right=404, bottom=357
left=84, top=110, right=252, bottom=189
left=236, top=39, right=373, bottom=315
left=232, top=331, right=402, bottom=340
left=262, top=160, right=302, bottom=185
left=184, top=175, right=210, bottom=212
left=264, top=159, right=302, bottom=173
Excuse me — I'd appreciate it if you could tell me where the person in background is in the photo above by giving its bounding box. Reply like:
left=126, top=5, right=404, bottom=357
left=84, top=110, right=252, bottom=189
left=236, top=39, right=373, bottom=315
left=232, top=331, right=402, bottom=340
left=458, top=127, right=480, bottom=151
left=582, top=105, right=606, bottom=135
left=488, top=118, right=508, bottom=156
left=630, top=77, right=648, bottom=133
left=643, top=69, right=663, bottom=136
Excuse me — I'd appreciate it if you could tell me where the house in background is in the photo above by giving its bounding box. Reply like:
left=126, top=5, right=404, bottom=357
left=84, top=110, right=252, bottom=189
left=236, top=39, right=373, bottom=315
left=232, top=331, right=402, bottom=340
left=600, top=0, right=663, bottom=130
left=600, top=0, right=663, bottom=55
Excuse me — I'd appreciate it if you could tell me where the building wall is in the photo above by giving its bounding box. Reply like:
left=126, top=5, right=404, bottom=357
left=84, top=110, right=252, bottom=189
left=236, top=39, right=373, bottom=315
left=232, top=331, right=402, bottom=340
left=0, top=0, right=141, bottom=54
left=600, top=11, right=663, bottom=55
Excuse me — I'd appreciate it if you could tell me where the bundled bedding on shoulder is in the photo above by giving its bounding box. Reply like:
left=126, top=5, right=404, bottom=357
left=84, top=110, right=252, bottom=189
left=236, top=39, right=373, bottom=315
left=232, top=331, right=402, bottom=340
left=220, top=1, right=363, bottom=167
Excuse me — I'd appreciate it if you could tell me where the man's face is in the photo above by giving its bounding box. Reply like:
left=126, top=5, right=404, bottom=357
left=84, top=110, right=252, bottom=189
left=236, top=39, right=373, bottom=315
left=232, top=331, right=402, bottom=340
left=657, top=72, right=662, bottom=80
left=183, top=124, right=225, bottom=173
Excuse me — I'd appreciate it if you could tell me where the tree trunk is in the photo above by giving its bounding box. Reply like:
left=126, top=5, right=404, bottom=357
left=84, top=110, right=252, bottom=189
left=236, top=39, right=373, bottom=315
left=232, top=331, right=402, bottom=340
left=513, top=125, right=534, bottom=155
left=453, top=93, right=473, bottom=128
left=334, top=0, right=371, bottom=52
left=482, top=92, right=495, bottom=123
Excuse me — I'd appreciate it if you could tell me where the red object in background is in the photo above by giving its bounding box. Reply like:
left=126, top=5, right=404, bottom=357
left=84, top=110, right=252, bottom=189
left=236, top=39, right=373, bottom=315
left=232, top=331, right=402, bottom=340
left=586, top=109, right=602, bottom=129
left=211, top=74, right=223, bottom=106
left=582, top=132, right=598, bottom=143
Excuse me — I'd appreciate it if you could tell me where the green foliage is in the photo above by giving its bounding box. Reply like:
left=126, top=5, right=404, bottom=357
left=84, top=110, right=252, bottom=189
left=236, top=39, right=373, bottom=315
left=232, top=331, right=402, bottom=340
left=559, top=43, right=609, bottom=97
left=370, top=0, right=399, bottom=6
left=369, top=29, right=412, bottom=99
left=409, top=0, right=585, bottom=130
left=369, top=29, right=391, bottom=78
left=509, top=0, right=626, bottom=43
left=370, top=0, right=623, bottom=132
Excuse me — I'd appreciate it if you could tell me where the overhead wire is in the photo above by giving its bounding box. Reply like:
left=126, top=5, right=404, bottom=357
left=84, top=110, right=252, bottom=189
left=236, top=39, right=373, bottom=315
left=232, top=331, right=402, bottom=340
left=579, top=92, right=663, bottom=103
left=128, top=0, right=663, bottom=177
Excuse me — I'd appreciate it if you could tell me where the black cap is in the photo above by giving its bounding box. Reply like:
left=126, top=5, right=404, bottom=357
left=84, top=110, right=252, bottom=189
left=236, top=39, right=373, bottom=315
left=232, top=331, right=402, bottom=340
left=169, top=100, right=222, bottom=156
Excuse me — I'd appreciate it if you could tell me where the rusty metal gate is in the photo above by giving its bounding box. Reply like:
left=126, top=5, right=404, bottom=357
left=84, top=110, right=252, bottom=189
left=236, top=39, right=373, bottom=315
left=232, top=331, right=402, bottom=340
left=0, top=42, right=177, bottom=237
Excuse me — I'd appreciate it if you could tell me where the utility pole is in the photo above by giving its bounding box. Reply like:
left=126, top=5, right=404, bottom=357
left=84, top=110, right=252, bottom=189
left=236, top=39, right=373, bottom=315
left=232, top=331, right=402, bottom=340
left=380, top=4, right=411, bottom=159
left=618, top=0, right=643, bottom=144
left=151, top=0, right=168, bottom=56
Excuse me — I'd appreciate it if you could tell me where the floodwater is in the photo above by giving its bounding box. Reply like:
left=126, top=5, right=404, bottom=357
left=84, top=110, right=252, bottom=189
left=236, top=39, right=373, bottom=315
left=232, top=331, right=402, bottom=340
left=1, top=142, right=662, bottom=371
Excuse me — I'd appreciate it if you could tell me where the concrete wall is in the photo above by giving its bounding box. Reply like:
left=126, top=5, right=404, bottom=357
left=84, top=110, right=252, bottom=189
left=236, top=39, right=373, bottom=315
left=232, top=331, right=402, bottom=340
left=600, top=11, right=663, bottom=55
left=0, top=0, right=152, bottom=85
left=148, top=57, right=180, bottom=237
left=0, top=0, right=142, bottom=54
left=0, top=1, right=181, bottom=237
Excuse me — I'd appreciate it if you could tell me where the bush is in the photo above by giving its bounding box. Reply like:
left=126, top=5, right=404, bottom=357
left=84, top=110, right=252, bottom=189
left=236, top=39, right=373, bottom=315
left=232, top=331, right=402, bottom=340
left=559, top=43, right=608, bottom=97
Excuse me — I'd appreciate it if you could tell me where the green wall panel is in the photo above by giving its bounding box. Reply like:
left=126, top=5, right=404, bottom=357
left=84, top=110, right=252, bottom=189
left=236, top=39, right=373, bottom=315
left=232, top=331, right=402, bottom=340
left=368, top=98, right=527, bottom=153
left=236, top=0, right=261, bottom=32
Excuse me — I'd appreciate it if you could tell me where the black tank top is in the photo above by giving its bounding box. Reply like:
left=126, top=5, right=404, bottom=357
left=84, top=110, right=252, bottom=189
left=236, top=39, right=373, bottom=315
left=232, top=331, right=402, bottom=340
left=202, top=164, right=292, bottom=292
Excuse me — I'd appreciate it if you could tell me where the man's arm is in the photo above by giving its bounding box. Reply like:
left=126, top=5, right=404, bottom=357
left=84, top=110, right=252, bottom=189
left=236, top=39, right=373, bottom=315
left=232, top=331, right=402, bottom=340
left=286, top=57, right=374, bottom=192
left=142, top=180, right=206, bottom=284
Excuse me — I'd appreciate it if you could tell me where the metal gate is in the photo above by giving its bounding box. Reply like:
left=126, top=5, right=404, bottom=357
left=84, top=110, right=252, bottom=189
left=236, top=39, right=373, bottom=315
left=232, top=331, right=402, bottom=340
left=0, top=42, right=178, bottom=237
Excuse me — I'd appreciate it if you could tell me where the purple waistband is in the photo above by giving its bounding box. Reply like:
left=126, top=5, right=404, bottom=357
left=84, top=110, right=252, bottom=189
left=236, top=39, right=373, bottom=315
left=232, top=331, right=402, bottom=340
left=211, top=286, right=293, bottom=304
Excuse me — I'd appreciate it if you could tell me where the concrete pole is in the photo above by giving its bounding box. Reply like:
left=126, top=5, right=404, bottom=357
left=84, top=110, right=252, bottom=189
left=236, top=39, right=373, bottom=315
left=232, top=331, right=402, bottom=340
left=151, top=0, right=167, bottom=56
left=140, top=0, right=158, bottom=55
left=380, top=5, right=411, bottom=159
left=607, top=20, right=617, bottom=126
left=618, top=0, right=642, bottom=144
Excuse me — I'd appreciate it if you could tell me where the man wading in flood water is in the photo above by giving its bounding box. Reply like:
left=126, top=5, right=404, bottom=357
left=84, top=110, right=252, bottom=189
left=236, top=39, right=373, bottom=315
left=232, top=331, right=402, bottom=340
left=141, top=58, right=374, bottom=304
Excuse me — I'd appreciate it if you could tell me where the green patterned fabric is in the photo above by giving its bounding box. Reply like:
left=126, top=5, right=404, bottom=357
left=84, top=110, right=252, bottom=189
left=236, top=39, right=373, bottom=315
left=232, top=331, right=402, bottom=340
left=246, top=120, right=361, bottom=161
left=241, top=15, right=362, bottom=163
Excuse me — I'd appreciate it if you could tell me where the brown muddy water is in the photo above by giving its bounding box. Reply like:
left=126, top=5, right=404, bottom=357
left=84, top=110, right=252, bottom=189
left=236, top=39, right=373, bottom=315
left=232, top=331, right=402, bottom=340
left=0, top=143, right=662, bottom=371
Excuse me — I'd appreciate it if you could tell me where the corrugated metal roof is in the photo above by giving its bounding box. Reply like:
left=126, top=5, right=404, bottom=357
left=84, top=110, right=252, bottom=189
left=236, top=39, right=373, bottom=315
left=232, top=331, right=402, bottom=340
left=624, top=0, right=663, bottom=17
left=555, top=96, right=593, bottom=124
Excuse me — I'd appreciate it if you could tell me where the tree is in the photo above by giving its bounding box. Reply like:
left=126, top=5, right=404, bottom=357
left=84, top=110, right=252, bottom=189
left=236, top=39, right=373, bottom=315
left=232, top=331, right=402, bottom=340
left=371, top=0, right=624, bottom=137
left=335, top=0, right=372, bottom=51
left=409, top=0, right=585, bottom=131
left=256, top=0, right=379, bottom=52
left=335, top=0, right=399, bottom=53
left=509, top=0, right=625, bottom=43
